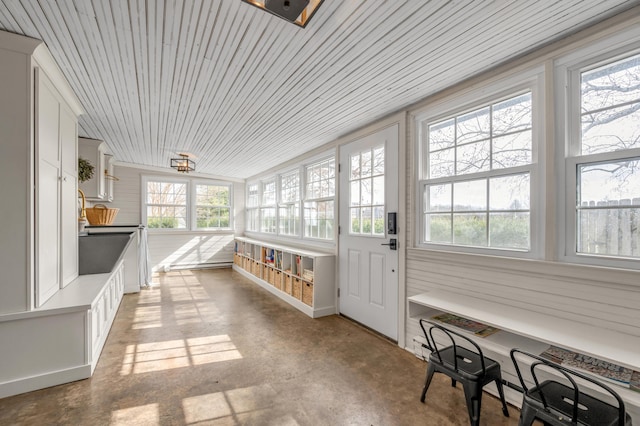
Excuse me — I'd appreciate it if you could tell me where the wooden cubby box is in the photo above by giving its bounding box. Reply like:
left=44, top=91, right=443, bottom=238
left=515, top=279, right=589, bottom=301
left=233, top=237, right=336, bottom=318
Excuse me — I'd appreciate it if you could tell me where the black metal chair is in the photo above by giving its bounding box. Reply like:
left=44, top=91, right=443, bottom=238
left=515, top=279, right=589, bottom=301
left=510, top=348, right=632, bottom=426
left=419, top=319, right=509, bottom=426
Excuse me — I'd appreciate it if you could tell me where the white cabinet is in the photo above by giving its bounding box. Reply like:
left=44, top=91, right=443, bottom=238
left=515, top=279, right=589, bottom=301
left=233, top=237, right=336, bottom=318
left=0, top=31, right=83, bottom=313
left=78, top=137, right=106, bottom=201
left=36, top=69, right=79, bottom=303
left=35, top=71, right=62, bottom=305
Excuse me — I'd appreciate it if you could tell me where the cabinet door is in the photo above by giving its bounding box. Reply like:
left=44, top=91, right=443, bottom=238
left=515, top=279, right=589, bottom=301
left=60, top=104, right=78, bottom=287
left=35, top=70, right=61, bottom=306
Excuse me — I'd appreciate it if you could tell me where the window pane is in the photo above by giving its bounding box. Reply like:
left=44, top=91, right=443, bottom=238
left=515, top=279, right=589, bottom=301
left=453, top=213, right=487, bottom=246
left=492, top=131, right=532, bottom=169
left=350, top=154, right=360, bottom=180
left=280, top=171, right=300, bottom=203
left=306, top=158, right=335, bottom=200
left=492, top=93, right=532, bottom=135
left=580, top=54, right=640, bottom=155
left=453, top=180, right=486, bottom=211
left=429, top=118, right=455, bottom=151
left=577, top=207, right=640, bottom=258
left=456, top=140, right=490, bottom=175
left=247, top=183, right=259, bottom=207
left=247, top=208, right=259, bottom=231
left=489, top=212, right=530, bottom=249
left=351, top=208, right=361, bottom=233
left=350, top=181, right=360, bottom=206
left=260, top=207, right=276, bottom=233
left=426, top=184, right=451, bottom=212
left=577, top=159, right=640, bottom=258
left=262, top=180, right=276, bottom=205
left=490, top=174, right=530, bottom=211
left=373, top=206, right=385, bottom=235
left=147, top=207, right=179, bottom=228
left=147, top=182, right=186, bottom=205
left=424, top=92, right=532, bottom=183
left=279, top=204, right=300, bottom=236
left=581, top=54, right=640, bottom=112
left=197, top=184, right=230, bottom=206
left=579, top=160, right=640, bottom=204
left=581, top=106, right=640, bottom=155
left=429, top=148, right=455, bottom=179
left=361, top=207, right=372, bottom=234
left=457, top=107, right=490, bottom=144
left=373, top=146, right=385, bottom=175
left=361, top=150, right=372, bottom=177
left=360, top=178, right=372, bottom=205
left=304, top=200, right=334, bottom=239
left=425, top=213, right=452, bottom=243
left=372, top=176, right=385, bottom=205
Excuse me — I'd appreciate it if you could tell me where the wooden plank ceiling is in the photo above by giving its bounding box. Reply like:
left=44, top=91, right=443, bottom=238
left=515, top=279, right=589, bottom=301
left=0, top=0, right=636, bottom=179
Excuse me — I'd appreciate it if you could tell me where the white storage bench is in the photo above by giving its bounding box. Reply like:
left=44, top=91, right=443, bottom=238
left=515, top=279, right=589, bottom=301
left=408, top=289, right=640, bottom=421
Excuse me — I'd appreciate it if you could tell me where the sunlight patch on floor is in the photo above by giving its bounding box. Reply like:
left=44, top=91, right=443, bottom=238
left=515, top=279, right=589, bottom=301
left=110, top=403, right=159, bottom=425
left=131, top=305, right=162, bottom=329
left=120, top=335, right=242, bottom=376
left=181, top=384, right=299, bottom=425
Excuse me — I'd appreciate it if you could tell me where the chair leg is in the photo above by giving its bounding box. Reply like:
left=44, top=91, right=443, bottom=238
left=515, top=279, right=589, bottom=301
left=517, top=403, right=537, bottom=426
left=494, top=379, right=509, bottom=417
left=420, top=363, right=436, bottom=403
left=462, top=382, right=482, bottom=426
left=451, top=378, right=457, bottom=388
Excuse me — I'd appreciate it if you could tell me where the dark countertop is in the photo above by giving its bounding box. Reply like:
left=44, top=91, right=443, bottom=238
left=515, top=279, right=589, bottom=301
left=86, top=224, right=142, bottom=228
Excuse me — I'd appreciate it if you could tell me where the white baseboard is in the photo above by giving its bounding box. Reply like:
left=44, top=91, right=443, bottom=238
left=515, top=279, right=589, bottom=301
left=0, top=364, right=91, bottom=399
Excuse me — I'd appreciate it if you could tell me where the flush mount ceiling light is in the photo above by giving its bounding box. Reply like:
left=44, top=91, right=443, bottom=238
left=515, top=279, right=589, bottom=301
left=170, top=153, right=196, bottom=173
left=241, top=0, right=325, bottom=28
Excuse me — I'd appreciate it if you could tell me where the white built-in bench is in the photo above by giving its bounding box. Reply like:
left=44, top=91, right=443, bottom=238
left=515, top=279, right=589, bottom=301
left=0, top=261, right=125, bottom=398
left=408, top=289, right=640, bottom=421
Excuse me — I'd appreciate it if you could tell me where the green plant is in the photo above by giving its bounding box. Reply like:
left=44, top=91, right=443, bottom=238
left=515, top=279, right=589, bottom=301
left=78, top=157, right=95, bottom=183
left=147, top=217, right=179, bottom=228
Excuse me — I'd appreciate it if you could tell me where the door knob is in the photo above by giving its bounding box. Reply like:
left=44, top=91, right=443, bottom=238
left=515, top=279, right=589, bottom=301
left=381, top=238, right=397, bottom=250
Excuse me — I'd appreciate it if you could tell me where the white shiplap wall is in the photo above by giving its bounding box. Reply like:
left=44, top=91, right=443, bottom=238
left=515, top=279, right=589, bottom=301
left=106, top=164, right=244, bottom=271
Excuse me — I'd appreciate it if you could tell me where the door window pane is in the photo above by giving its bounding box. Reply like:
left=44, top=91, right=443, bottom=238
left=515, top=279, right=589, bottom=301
left=349, top=145, right=385, bottom=236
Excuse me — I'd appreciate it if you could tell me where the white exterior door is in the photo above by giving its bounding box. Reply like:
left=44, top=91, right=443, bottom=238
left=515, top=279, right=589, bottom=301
left=338, top=125, right=399, bottom=340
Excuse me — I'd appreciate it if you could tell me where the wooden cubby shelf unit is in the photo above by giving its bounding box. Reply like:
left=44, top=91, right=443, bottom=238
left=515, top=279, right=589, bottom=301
left=233, top=237, right=336, bottom=318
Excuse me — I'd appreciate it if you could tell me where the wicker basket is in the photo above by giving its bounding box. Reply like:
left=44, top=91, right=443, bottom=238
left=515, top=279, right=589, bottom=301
left=292, top=278, right=302, bottom=300
left=85, top=204, right=119, bottom=225
left=302, top=282, right=313, bottom=306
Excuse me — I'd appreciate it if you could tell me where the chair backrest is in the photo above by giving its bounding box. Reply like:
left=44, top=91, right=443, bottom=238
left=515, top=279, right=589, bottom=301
left=419, top=319, right=487, bottom=375
left=510, top=348, right=627, bottom=426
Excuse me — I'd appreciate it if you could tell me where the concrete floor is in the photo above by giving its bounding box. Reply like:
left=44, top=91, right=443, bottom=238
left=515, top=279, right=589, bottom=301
left=0, top=268, right=521, bottom=425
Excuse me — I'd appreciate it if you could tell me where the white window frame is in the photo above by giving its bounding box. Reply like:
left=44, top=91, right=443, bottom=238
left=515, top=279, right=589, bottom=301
left=278, top=168, right=301, bottom=237
left=303, top=156, right=336, bottom=241
left=260, top=177, right=277, bottom=234
left=415, top=68, right=545, bottom=258
left=244, top=151, right=337, bottom=244
left=142, top=175, right=233, bottom=232
left=192, top=180, right=233, bottom=230
left=556, top=28, right=640, bottom=270
left=142, top=176, right=189, bottom=231
left=246, top=182, right=260, bottom=232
